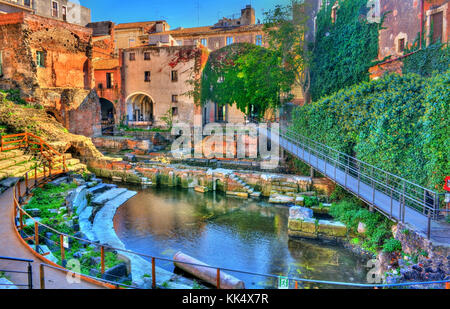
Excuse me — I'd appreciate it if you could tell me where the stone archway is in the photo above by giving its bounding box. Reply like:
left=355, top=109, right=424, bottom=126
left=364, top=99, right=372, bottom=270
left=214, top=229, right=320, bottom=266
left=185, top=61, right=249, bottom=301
left=125, top=92, right=154, bottom=126
left=100, top=98, right=116, bottom=135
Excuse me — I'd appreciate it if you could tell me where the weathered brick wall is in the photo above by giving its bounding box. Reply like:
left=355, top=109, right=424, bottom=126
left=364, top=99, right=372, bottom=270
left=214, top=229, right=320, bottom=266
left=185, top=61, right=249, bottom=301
left=0, top=14, right=36, bottom=95
left=0, top=12, right=100, bottom=137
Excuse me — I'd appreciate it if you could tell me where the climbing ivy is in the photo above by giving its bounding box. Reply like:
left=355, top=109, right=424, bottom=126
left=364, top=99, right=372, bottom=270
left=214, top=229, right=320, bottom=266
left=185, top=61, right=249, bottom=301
left=309, top=0, right=383, bottom=101
left=403, top=42, right=450, bottom=77
left=291, top=71, right=450, bottom=191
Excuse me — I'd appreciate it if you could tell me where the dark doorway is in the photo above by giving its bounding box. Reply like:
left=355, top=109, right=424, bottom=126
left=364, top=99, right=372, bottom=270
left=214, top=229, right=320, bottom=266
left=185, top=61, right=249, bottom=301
left=100, top=98, right=116, bottom=135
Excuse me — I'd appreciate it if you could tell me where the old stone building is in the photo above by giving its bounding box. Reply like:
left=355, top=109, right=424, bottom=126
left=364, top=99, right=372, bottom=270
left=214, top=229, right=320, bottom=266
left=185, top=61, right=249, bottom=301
left=150, top=5, right=264, bottom=52
left=0, top=0, right=91, bottom=26
left=121, top=46, right=208, bottom=128
left=369, top=0, right=449, bottom=78
left=113, top=20, right=170, bottom=56
left=87, top=21, right=122, bottom=132
left=0, top=12, right=101, bottom=136
left=147, top=5, right=268, bottom=125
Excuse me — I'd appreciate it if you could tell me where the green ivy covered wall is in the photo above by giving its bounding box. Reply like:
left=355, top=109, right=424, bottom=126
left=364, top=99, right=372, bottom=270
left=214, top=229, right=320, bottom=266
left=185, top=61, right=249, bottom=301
left=309, top=0, right=382, bottom=101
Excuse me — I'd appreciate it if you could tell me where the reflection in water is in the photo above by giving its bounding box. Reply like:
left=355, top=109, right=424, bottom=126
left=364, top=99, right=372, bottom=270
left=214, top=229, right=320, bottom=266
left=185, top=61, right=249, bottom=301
left=113, top=185, right=369, bottom=288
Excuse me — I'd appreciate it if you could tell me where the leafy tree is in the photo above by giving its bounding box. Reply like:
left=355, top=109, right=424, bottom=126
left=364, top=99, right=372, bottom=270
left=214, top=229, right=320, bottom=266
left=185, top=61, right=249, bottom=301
left=200, top=1, right=309, bottom=120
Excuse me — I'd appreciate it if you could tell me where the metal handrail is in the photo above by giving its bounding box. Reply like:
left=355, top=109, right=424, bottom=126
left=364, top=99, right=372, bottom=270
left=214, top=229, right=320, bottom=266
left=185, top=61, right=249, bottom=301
left=0, top=256, right=33, bottom=289
left=0, top=132, right=68, bottom=174
left=278, top=127, right=441, bottom=218
left=11, top=170, right=450, bottom=289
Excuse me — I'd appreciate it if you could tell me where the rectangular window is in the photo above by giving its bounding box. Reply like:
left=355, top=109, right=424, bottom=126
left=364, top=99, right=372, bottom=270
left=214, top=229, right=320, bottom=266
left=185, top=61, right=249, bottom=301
left=24, top=0, right=31, bottom=7
left=129, top=38, right=135, bottom=47
left=172, top=95, right=178, bottom=103
left=431, top=11, right=443, bottom=44
left=144, top=71, right=151, bottom=82
left=129, top=53, right=136, bottom=61
left=226, top=37, right=234, bottom=45
left=171, top=70, right=178, bottom=82
left=52, top=1, right=59, bottom=18
left=255, top=35, right=262, bottom=46
left=62, top=6, right=67, bottom=21
left=172, top=107, right=178, bottom=116
left=176, top=40, right=183, bottom=46
left=106, top=73, right=113, bottom=89
left=201, top=38, right=207, bottom=46
left=98, top=83, right=103, bottom=89
left=36, top=51, right=45, bottom=68
left=398, top=38, right=405, bottom=53
left=144, top=52, right=151, bottom=60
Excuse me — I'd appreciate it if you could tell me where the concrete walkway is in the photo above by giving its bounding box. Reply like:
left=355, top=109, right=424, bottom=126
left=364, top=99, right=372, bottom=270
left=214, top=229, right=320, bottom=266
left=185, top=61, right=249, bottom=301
left=0, top=182, right=106, bottom=289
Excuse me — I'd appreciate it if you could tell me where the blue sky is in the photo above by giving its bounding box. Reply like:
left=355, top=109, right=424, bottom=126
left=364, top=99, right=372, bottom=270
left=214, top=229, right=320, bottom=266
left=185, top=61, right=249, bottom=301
left=79, top=0, right=290, bottom=28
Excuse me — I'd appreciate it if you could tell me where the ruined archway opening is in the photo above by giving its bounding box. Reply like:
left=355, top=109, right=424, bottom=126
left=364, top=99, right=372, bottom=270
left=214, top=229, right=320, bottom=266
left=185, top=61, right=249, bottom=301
left=47, top=111, right=58, bottom=120
left=126, top=93, right=154, bottom=128
left=66, top=145, right=82, bottom=159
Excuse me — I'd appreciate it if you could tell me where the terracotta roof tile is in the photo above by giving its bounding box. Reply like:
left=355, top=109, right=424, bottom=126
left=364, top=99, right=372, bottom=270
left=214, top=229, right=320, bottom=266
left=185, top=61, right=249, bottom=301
left=93, top=58, right=120, bottom=70
left=115, top=21, right=165, bottom=30
left=158, top=24, right=264, bottom=37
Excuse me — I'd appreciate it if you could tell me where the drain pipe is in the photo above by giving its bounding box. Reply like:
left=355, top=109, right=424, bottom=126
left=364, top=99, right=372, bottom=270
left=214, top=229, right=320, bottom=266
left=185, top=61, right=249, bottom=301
left=420, top=0, right=424, bottom=49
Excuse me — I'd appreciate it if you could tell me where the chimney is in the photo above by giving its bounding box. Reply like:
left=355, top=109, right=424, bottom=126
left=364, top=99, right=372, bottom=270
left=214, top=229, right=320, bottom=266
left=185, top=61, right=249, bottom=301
left=155, top=21, right=165, bottom=33
left=240, top=5, right=255, bottom=25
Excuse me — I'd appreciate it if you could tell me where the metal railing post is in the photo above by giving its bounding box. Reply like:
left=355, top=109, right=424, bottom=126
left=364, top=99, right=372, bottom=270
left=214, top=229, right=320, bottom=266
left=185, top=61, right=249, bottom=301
left=427, top=212, right=431, bottom=240
left=402, top=183, right=406, bottom=223
left=25, top=172, right=29, bottom=195
left=27, top=262, right=33, bottom=289
left=40, top=264, right=45, bottom=289
left=60, top=235, right=65, bottom=262
left=34, top=222, right=39, bottom=248
left=100, top=246, right=105, bottom=275
left=152, top=257, right=156, bottom=289
left=216, top=268, right=221, bottom=289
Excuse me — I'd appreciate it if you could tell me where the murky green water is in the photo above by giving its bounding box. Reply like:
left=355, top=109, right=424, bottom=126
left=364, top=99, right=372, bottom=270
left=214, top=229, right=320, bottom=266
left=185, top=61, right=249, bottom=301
left=113, top=185, right=370, bottom=288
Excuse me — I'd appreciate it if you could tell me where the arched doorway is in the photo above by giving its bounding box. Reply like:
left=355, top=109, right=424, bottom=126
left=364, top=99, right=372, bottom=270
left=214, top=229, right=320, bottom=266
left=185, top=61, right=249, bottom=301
left=126, top=93, right=154, bottom=126
left=100, top=98, right=116, bottom=135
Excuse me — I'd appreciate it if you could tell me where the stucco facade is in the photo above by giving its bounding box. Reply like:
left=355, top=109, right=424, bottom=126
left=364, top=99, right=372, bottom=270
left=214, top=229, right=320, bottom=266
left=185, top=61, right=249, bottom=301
left=370, top=0, right=449, bottom=78
left=121, top=46, right=208, bottom=128
left=0, top=0, right=91, bottom=26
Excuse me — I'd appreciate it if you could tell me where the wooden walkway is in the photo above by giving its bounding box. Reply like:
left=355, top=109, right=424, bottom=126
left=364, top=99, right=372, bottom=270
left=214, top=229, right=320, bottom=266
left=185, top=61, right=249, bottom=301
left=0, top=183, right=106, bottom=289
left=269, top=130, right=450, bottom=245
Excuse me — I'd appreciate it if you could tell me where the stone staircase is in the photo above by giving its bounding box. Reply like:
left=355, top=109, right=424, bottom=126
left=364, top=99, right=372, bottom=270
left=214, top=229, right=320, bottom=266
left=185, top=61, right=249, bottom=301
left=0, top=149, right=87, bottom=181
left=229, top=173, right=261, bottom=199
left=133, top=169, right=153, bottom=185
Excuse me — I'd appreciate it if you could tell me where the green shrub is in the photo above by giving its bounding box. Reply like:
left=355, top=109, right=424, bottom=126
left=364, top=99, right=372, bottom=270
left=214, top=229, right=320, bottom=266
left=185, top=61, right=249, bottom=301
left=330, top=199, right=393, bottom=252
left=382, top=238, right=402, bottom=253
left=304, top=196, right=319, bottom=208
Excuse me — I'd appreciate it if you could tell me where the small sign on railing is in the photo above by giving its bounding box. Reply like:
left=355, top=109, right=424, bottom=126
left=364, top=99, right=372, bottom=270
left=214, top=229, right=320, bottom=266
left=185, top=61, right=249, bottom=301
left=63, top=236, right=69, bottom=249
left=278, top=276, right=289, bottom=289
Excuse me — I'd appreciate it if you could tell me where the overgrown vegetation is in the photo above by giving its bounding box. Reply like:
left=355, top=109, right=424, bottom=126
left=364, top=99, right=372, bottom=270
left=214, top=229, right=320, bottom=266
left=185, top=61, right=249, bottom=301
left=309, top=0, right=383, bottom=101
left=0, top=89, right=42, bottom=109
left=199, top=1, right=308, bottom=120
left=329, top=196, right=395, bottom=254
left=403, top=37, right=450, bottom=77
left=22, top=182, right=124, bottom=282
left=291, top=71, right=450, bottom=191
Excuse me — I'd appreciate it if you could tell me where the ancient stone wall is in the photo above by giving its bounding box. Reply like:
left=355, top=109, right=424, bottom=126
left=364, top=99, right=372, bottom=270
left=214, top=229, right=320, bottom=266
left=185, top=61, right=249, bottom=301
left=394, top=222, right=450, bottom=276
left=0, top=12, right=100, bottom=137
